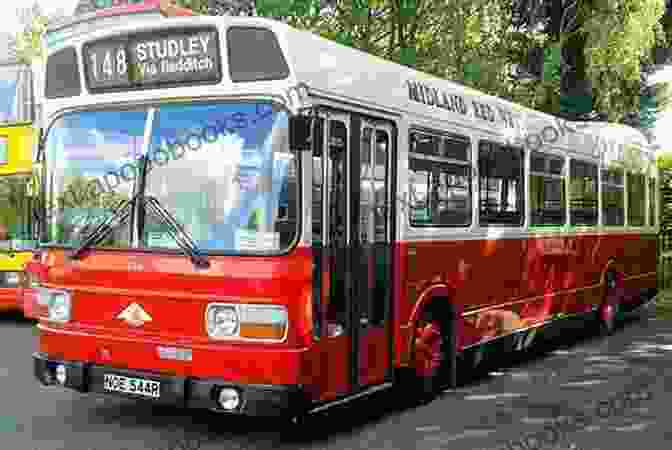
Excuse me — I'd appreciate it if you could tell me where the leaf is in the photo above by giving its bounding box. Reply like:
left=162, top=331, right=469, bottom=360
left=256, top=0, right=294, bottom=17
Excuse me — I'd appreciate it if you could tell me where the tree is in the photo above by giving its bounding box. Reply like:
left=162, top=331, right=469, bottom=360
left=172, top=0, right=672, bottom=126
left=54, top=176, right=130, bottom=244
left=12, top=2, right=67, bottom=64
left=0, top=174, right=35, bottom=239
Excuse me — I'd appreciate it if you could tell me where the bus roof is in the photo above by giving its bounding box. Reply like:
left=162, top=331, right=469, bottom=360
left=45, top=0, right=192, bottom=51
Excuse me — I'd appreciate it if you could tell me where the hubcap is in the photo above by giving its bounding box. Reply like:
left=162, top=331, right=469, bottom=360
left=603, top=304, right=615, bottom=329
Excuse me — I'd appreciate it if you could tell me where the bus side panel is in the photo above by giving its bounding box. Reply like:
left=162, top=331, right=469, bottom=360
left=521, top=235, right=574, bottom=320
left=405, top=237, right=526, bottom=349
left=403, top=232, right=657, bottom=351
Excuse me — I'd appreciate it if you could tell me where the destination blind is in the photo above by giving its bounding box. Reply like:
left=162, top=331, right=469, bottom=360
left=83, top=27, right=221, bottom=92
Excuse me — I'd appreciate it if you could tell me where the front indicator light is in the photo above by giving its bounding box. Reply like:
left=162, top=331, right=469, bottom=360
left=239, top=306, right=287, bottom=340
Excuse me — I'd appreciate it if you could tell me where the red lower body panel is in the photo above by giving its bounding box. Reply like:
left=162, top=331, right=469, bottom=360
left=0, top=287, right=20, bottom=312
left=38, top=324, right=307, bottom=387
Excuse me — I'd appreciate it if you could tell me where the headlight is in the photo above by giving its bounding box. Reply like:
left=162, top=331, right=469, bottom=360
left=3, top=272, right=21, bottom=286
left=206, top=304, right=288, bottom=341
left=206, top=305, right=239, bottom=338
left=44, top=290, right=71, bottom=322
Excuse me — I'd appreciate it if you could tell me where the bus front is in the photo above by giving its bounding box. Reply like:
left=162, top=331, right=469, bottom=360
left=0, top=62, right=38, bottom=313
left=31, top=17, right=317, bottom=417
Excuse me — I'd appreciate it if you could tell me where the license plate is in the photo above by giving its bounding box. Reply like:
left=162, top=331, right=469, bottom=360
left=103, top=374, right=161, bottom=399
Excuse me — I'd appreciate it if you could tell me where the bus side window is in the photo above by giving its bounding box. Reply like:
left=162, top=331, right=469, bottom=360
left=409, top=130, right=471, bottom=227
left=569, top=160, right=598, bottom=226
left=478, top=140, right=524, bottom=226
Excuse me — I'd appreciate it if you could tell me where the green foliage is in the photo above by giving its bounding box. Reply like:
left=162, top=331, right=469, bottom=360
left=0, top=175, right=34, bottom=239
left=560, top=93, right=593, bottom=115
left=256, top=0, right=298, bottom=17
left=171, top=0, right=209, bottom=13
left=657, top=151, right=672, bottom=170
left=13, top=8, right=48, bottom=64
left=582, top=0, right=667, bottom=121
left=543, top=45, right=561, bottom=83
left=57, top=176, right=128, bottom=211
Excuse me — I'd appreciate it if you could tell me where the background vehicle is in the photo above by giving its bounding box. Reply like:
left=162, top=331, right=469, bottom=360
left=0, top=56, right=39, bottom=313
left=29, top=6, right=658, bottom=418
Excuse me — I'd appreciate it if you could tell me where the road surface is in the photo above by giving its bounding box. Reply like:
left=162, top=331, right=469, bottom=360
left=1, top=303, right=669, bottom=450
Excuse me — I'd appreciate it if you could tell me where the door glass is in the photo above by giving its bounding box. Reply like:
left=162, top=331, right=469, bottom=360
left=359, top=126, right=389, bottom=328
left=372, top=128, right=389, bottom=326
left=312, top=117, right=325, bottom=339
left=326, top=119, right=348, bottom=336
left=359, top=127, right=374, bottom=324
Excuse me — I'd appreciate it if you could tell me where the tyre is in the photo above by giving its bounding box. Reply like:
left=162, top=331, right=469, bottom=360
left=410, top=305, right=457, bottom=402
left=597, top=271, right=622, bottom=336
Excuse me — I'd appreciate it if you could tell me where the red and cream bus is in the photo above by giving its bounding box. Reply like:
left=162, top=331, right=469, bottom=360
left=29, top=6, right=658, bottom=419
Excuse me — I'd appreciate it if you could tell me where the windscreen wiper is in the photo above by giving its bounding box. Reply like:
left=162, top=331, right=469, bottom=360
left=70, top=192, right=140, bottom=260
left=143, top=195, right=210, bottom=269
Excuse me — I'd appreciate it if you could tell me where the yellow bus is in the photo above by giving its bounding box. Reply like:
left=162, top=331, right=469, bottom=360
left=0, top=61, right=38, bottom=312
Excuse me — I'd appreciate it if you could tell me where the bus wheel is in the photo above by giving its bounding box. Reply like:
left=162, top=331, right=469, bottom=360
left=463, top=344, right=486, bottom=374
left=597, top=271, right=622, bottom=336
left=412, top=310, right=446, bottom=402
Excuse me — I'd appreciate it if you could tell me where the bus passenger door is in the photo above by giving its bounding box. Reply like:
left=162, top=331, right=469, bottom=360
left=311, top=112, right=353, bottom=399
left=353, top=120, right=393, bottom=388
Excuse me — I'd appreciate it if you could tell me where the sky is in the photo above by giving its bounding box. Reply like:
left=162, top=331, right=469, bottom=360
left=0, top=0, right=80, bottom=35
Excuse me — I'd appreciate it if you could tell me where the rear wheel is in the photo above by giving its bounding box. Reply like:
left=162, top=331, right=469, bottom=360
left=409, top=305, right=456, bottom=403
left=597, top=271, right=622, bottom=336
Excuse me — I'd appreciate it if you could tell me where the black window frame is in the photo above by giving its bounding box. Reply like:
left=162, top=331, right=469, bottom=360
left=478, top=139, right=525, bottom=227
left=600, top=164, right=625, bottom=227
left=568, top=158, right=599, bottom=226
left=407, top=128, right=472, bottom=228
left=529, top=150, right=566, bottom=227
left=649, top=175, right=657, bottom=227
left=626, top=170, right=646, bottom=227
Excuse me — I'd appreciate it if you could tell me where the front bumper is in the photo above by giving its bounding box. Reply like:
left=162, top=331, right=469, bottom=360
left=33, top=352, right=307, bottom=417
left=0, top=287, right=20, bottom=311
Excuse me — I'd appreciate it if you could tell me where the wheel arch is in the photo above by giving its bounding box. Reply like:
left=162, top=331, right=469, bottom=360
left=406, top=283, right=463, bottom=359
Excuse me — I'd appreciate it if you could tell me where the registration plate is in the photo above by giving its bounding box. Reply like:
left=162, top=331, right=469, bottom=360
left=103, top=374, right=161, bottom=398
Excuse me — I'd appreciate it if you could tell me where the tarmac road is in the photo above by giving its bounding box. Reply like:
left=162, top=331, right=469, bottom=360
left=1, top=301, right=669, bottom=450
